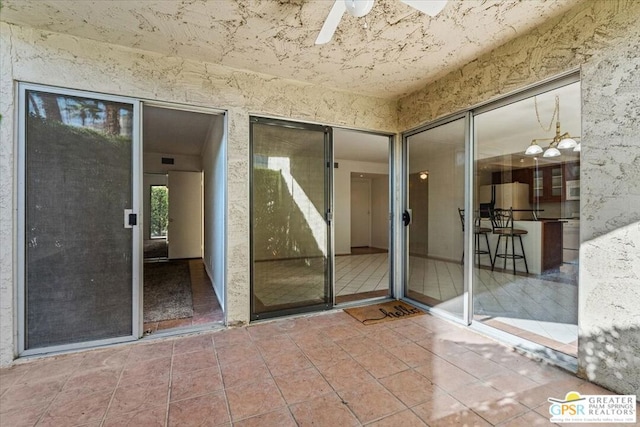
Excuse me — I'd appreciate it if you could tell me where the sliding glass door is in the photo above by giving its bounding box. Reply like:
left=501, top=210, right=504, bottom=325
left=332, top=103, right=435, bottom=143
left=250, top=117, right=332, bottom=319
left=403, top=116, right=467, bottom=320
left=402, top=74, right=580, bottom=357
left=20, top=84, right=140, bottom=352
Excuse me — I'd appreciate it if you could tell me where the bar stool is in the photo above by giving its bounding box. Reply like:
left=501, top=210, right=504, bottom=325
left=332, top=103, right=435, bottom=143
left=490, top=208, right=529, bottom=274
left=458, top=208, right=493, bottom=266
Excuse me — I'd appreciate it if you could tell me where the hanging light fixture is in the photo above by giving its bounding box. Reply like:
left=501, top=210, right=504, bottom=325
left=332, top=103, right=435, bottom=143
left=525, top=95, right=580, bottom=158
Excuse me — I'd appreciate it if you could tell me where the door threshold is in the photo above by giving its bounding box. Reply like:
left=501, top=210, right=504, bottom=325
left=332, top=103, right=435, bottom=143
left=142, top=322, right=225, bottom=340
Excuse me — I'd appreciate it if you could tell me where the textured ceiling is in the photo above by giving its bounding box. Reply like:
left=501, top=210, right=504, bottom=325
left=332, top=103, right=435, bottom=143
left=1, top=0, right=583, bottom=99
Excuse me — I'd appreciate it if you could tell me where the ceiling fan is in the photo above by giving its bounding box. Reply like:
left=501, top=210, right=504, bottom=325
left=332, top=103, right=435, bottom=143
left=315, top=0, right=448, bottom=45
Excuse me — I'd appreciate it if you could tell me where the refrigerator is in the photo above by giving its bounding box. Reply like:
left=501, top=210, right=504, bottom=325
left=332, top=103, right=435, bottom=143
left=479, top=183, right=531, bottom=220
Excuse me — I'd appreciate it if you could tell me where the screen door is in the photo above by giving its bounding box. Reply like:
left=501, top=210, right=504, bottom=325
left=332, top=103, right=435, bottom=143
left=20, top=85, right=139, bottom=351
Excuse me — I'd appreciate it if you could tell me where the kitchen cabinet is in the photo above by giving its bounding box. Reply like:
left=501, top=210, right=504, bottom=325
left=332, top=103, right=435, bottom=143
left=492, top=161, right=580, bottom=203
left=541, top=221, right=563, bottom=271
left=532, top=165, right=563, bottom=203
left=477, top=219, right=563, bottom=274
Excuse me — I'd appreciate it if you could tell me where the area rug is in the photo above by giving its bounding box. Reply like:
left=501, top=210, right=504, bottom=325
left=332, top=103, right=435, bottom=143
left=144, top=261, right=193, bottom=322
left=344, top=300, right=425, bottom=325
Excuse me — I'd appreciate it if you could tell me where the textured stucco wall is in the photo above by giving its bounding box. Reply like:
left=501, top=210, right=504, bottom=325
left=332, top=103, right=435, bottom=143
left=0, top=22, right=397, bottom=365
left=579, top=27, right=640, bottom=396
left=398, top=0, right=640, bottom=397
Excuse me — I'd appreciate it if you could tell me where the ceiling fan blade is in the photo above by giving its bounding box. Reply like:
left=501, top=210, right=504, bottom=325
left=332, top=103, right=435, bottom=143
left=315, top=0, right=347, bottom=45
left=400, top=0, right=447, bottom=17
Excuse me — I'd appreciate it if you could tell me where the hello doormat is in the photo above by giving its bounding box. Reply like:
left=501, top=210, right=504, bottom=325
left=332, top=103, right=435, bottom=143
left=344, top=301, right=425, bottom=325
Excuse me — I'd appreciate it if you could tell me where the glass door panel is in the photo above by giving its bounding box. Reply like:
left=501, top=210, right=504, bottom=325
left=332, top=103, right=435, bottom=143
left=250, top=118, right=331, bottom=319
left=23, top=88, right=136, bottom=350
left=333, top=129, right=391, bottom=304
left=473, top=81, right=580, bottom=356
left=404, top=118, right=466, bottom=319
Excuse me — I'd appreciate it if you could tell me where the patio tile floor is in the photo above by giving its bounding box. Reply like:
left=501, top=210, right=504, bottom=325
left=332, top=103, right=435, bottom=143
left=0, top=309, right=624, bottom=426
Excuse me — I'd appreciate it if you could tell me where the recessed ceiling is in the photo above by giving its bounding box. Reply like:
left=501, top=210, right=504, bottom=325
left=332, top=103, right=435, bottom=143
left=334, top=128, right=389, bottom=163
left=0, top=0, right=583, bottom=99
left=143, top=106, right=217, bottom=155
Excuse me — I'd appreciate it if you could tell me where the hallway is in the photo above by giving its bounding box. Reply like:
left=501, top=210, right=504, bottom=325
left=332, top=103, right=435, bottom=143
left=0, top=309, right=621, bottom=426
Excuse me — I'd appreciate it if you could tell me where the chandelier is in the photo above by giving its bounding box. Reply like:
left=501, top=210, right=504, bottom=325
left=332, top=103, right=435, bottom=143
left=524, top=95, right=580, bottom=157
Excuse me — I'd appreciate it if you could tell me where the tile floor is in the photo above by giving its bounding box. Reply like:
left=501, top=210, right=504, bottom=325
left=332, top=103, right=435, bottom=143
left=0, top=309, right=625, bottom=426
left=254, top=254, right=577, bottom=355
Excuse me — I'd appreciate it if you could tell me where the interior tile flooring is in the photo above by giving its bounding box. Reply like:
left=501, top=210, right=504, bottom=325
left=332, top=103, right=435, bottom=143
left=144, top=259, right=224, bottom=335
left=0, top=309, right=624, bottom=427
left=254, top=253, right=577, bottom=355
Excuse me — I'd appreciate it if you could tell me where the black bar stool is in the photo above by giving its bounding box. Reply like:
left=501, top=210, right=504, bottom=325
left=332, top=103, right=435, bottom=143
left=458, top=208, right=493, bottom=266
left=490, top=208, right=529, bottom=274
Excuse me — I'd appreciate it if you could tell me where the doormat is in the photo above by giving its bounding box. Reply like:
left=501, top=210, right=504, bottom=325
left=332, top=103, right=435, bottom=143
left=344, top=301, right=425, bottom=325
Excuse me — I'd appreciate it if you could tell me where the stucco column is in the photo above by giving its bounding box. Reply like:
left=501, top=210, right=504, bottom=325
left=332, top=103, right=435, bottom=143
left=224, top=107, right=251, bottom=326
left=578, top=29, right=640, bottom=396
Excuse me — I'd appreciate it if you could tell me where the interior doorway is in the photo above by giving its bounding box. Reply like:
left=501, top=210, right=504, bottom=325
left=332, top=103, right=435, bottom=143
left=334, top=129, right=392, bottom=304
left=142, top=104, right=225, bottom=334
left=145, top=176, right=169, bottom=259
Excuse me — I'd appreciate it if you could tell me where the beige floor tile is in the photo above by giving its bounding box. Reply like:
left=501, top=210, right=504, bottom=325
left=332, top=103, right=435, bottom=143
left=172, top=349, right=218, bottom=376
left=0, top=307, right=605, bottom=427
left=108, top=379, right=170, bottom=417
left=353, top=349, right=410, bottom=379
left=316, top=357, right=375, bottom=391
left=497, top=409, right=558, bottom=426
left=102, top=404, right=167, bottom=427
left=219, top=358, right=272, bottom=389
left=379, top=369, right=442, bottom=407
left=365, top=409, right=428, bottom=426
left=38, top=389, right=112, bottom=426
left=233, top=408, right=297, bottom=427
left=170, top=367, right=224, bottom=402
left=172, top=334, right=215, bottom=355
left=337, top=379, right=406, bottom=424
left=263, top=349, right=314, bottom=377
left=274, top=367, right=333, bottom=404
left=168, top=391, right=229, bottom=426
left=289, top=392, right=360, bottom=427
left=225, top=378, right=286, bottom=421
left=412, top=394, right=491, bottom=426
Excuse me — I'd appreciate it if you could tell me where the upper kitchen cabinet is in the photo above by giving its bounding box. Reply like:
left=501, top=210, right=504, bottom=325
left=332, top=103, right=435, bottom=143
left=533, top=164, right=563, bottom=203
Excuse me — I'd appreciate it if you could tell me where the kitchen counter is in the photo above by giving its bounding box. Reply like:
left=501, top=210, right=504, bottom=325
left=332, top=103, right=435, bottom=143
left=478, top=219, right=563, bottom=274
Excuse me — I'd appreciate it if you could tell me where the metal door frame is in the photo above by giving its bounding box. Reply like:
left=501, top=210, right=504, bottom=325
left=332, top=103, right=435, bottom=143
left=17, top=82, right=142, bottom=356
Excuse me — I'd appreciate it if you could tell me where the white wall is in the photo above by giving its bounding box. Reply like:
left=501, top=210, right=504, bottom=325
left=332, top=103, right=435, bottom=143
left=410, top=149, right=465, bottom=262
left=334, top=159, right=389, bottom=254
left=201, top=115, right=226, bottom=310
left=371, top=176, right=389, bottom=249
left=144, top=152, right=201, bottom=174
left=143, top=173, right=168, bottom=241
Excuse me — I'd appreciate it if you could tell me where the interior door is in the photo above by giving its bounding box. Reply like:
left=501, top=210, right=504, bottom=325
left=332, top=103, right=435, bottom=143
left=250, top=117, right=332, bottom=319
left=20, top=85, right=140, bottom=352
left=350, top=178, right=371, bottom=247
left=168, top=170, right=203, bottom=259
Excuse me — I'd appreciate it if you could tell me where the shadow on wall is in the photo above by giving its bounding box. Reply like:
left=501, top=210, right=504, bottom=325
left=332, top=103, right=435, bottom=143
left=578, top=326, right=640, bottom=398
left=253, top=169, right=322, bottom=260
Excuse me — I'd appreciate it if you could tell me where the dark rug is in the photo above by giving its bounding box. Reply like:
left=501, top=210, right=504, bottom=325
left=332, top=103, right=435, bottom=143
left=144, top=261, right=193, bottom=322
left=144, top=239, right=168, bottom=259
left=345, top=300, right=424, bottom=325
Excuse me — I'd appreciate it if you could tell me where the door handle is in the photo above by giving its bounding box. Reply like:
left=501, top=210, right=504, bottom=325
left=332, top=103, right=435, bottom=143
left=124, top=209, right=137, bottom=228
left=402, top=209, right=412, bottom=226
